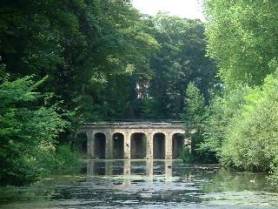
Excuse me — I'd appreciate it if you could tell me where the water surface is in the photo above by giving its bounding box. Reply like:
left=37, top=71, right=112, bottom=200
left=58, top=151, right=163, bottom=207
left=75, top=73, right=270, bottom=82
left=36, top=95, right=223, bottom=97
left=0, top=160, right=277, bottom=209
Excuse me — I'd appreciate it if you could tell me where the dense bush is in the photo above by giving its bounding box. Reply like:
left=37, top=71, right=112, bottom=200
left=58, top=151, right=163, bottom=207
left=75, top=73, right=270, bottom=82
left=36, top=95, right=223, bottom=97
left=182, top=82, right=206, bottom=124
left=0, top=76, right=68, bottom=185
left=181, top=82, right=217, bottom=163
left=37, top=144, right=81, bottom=176
left=201, top=87, right=250, bottom=156
left=221, top=71, right=278, bottom=173
left=202, top=68, right=278, bottom=183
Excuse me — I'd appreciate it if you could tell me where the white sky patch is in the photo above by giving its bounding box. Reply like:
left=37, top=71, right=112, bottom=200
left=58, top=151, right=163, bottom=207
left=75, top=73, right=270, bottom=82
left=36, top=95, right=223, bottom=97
left=132, top=0, right=205, bottom=21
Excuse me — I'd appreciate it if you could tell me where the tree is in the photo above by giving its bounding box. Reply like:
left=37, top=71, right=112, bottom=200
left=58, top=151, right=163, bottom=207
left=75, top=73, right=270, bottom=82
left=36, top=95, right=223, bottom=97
left=201, top=86, right=249, bottom=154
left=182, top=82, right=218, bottom=163
left=183, top=82, right=205, bottom=124
left=0, top=76, right=67, bottom=185
left=143, top=14, right=216, bottom=119
left=203, top=0, right=278, bottom=182
left=221, top=68, right=278, bottom=174
left=0, top=0, right=158, bottom=123
left=205, top=0, right=278, bottom=87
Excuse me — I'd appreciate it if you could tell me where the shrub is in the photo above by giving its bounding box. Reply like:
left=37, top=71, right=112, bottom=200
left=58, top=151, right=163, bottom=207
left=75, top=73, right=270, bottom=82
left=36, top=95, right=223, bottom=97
left=221, top=72, right=278, bottom=172
left=0, top=76, right=68, bottom=185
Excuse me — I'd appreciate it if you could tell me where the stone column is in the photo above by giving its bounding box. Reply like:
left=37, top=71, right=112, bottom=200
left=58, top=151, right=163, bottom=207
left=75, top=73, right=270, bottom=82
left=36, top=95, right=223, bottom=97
left=146, top=132, right=153, bottom=159
left=124, top=131, right=131, bottom=159
left=87, top=130, right=94, bottom=159
left=105, top=132, right=113, bottom=159
left=165, top=132, right=173, bottom=160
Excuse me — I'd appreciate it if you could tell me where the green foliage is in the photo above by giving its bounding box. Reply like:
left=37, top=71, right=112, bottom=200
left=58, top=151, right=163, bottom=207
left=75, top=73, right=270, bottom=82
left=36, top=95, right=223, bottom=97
left=181, top=147, right=194, bottom=163
left=181, top=82, right=218, bottom=163
left=204, top=0, right=278, bottom=183
left=143, top=14, right=216, bottom=119
left=202, top=66, right=278, bottom=180
left=205, top=0, right=278, bottom=87
left=201, top=87, right=250, bottom=155
left=0, top=1, right=216, bottom=122
left=221, top=71, right=278, bottom=172
left=0, top=0, right=158, bottom=122
left=37, top=145, right=81, bottom=176
left=0, top=76, right=67, bottom=185
left=183, top=82, right=205, bottom=124
left=269, top=161, right=278, bottom=186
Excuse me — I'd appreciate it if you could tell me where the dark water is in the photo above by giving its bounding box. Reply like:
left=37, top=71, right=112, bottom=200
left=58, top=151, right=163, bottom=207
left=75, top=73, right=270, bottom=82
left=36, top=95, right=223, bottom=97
left=0, top=160, right=278, bottom=209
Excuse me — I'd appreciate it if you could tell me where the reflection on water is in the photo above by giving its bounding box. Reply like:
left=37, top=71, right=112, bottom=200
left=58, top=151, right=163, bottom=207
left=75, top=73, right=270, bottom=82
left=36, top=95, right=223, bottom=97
left=0, top=160, right=278, bottom=209
left=87, top=159, right=173, bottom=178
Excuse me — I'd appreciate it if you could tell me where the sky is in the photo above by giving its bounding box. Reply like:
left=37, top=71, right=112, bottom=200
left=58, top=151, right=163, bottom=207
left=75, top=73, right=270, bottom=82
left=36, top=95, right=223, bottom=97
left=132, top=0, right=205, bottom=21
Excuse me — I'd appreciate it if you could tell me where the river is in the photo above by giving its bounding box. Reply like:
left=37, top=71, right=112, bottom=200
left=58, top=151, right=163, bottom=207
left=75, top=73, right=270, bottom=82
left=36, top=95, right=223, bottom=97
left=0, top=160, right=278, bottom=209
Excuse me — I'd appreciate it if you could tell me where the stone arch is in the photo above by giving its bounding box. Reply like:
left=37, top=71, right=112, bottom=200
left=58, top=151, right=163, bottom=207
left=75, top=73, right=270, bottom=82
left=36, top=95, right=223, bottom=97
left=94, top=132, right=106, bottom=159
left=113, top=132, right=124, bottom=159
left=131, top=133, right=146, bottom=159
left=172, top=133, right=185, bottom=159
left=153, top=133, right=165, bottom=159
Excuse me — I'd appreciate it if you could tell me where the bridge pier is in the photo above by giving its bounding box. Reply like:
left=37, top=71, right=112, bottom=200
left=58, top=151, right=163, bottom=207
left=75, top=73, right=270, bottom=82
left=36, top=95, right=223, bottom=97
left=146, top=132, right=153, bottom=159
left=165, top=132, right=173, bottom=160
left=82, top=122, right=187, bottom=160
left=86, top=131, right=94, bottom=159
left=124, top=132, right=131, bottom=159
left=105, top=132, right=113, bottom=159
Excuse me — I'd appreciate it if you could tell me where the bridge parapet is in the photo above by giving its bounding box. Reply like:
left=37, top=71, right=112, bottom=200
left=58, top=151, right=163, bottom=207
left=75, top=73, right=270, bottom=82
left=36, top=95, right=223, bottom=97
left=82, top=121, right=186, bottom=130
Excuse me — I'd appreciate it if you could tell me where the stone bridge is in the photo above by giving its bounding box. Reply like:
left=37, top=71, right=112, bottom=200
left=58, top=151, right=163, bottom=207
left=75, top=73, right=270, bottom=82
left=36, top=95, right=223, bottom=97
left=80, top=122, right=191, bottom=160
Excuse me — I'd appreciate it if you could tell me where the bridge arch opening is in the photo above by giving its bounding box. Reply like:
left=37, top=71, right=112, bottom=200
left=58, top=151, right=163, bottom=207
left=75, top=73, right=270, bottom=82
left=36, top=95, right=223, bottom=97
left=94, top=133, right=106, bottom=159
left=131, top=133, right=146, bottom=159
left=172, top=133, right=185, bottom=159
left=113, top=133, right=124, bottom=159
left=153, top=133, right=165, bottom=159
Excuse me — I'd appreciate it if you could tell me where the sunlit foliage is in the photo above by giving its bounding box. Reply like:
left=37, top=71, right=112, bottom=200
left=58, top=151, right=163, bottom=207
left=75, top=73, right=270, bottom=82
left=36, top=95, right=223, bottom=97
left=203, top=0, right=278, bottom=183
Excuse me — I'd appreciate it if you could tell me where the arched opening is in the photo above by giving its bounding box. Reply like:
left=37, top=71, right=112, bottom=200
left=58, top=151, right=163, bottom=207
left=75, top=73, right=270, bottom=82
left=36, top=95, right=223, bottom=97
left=113, top=133, right=124, bottom=159
left=172, top=133, right=184, bottom=159
left=94, top=133, right=106, bottom=159
left=153, top=133, right=165, bottom=159
left=131, top=133, right=146, bottom=159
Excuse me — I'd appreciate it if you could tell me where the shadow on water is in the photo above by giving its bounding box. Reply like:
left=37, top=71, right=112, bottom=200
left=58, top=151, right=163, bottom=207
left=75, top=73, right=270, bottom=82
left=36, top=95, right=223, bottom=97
left=0, top=160, right=278, bottom=209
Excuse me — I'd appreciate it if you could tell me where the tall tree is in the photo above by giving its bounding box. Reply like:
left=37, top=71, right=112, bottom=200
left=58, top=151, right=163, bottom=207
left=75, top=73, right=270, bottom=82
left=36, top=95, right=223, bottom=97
left=203, top=0, right=278, bottom=182
left=205, top=0, right=278, bottom=86
left=0, top=0, right=158, bottom=122
left=143, top=14, right=216, bottom=119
